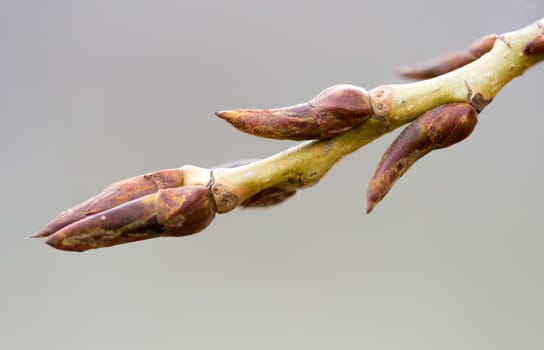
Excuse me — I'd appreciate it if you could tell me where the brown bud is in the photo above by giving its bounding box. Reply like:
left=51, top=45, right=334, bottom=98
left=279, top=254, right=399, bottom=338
left=313, top=84, right=373, bottom=138
left=44, top=186, right=215, bottom=252
left=32, top=168, right=184, bottom=238
left=524, top=34, right=544, bottom=55
left=241, top=187, right=297, bottom=207
left=216, top=84, right=371, bottom=140
left=399, top=34, right=496, bottom=79
left=366, top=103, right=478, bottom=213
left=157, top=186, right=216, bottom=237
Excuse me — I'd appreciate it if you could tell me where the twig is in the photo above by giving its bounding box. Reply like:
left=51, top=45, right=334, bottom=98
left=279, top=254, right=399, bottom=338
left=33, top=18, right=544, bottom=251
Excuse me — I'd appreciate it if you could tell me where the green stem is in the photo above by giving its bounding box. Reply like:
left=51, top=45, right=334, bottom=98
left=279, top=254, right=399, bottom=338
left=380, top=19, right=544, bottom=127
left=211, top=18, right=544, bottom=213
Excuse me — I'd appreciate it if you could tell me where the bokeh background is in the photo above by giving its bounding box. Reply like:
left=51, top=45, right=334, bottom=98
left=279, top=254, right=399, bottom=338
left=2, top=1, right=543, bottom=349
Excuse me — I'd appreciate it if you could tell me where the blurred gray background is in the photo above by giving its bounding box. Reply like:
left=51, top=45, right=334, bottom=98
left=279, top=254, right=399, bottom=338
left=2, top=1, right=543, bottom=349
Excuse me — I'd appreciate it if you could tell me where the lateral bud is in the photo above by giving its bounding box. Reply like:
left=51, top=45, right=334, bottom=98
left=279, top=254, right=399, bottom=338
left=524, top=34, right=544, bottom=55
left=216, top=84, right=371, bottom=140
left=399, top=34, right=496, bottom=79
left=241, top=187, right=297, bottom=207
left=366, top=103, right=478, bottom=213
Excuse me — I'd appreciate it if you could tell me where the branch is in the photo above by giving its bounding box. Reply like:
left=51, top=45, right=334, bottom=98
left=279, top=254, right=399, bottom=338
left=209, top=18, right=544, bottom=212
left=33, top=18, right=544, bottom=251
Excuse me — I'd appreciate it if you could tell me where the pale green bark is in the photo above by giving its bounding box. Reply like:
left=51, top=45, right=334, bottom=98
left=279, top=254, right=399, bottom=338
left=189, top=18, right=544, bottom=213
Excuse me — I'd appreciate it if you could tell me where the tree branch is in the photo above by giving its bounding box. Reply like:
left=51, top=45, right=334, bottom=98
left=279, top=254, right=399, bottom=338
left=33, top=18, right=544, bottom=251
left=209, top=18, right=544, bottom=213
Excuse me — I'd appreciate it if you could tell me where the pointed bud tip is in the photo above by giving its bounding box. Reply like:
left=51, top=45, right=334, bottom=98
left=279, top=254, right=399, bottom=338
left=45, top=234, right=86, bottom=252
left=45, top=235, right=64, bottom=250
left=45, top=236, right=57, bottom=248
left=397, top=66, right=419, bottom=79
left=366, top=198, right=377, bottom=214
left=215, top=110, right=238, bottom=121
left=32, top=225, right=60, bottom=237
left=31, top=229, right=52, bottom=238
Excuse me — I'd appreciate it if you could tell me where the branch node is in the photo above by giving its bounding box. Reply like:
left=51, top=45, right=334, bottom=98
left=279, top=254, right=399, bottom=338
left=368, top=85, right=394, bottom=124
left=497, top=35, right=512, bottom=48
left=211, top=183, right=239, bottom=213
left=538, top=22, right=544, bottom=34
left=464, top=80, right=491, bottom=113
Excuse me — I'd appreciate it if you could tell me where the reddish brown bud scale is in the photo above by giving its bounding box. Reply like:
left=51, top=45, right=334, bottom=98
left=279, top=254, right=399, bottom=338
left=399, top=34, right=496, bottom=79
left=424, top=103, right=478, bottom=146
left=313, top=84, right=372, bottom=138
left=367, top=103, right=478, bottom=213
left=157, top=186, right=216, bottom=236
left=32, top=168, right=184, bottom=238
left=45, top=186, right=216, bottom=252
left=241, top=188, right=297, bottom=207
left=524, top=34, right=544, bottom=55
left=467, top=34, right=497, bottom=57
left=216, top=84, right=371, bottom=140
left=216, top=105, right=321, bottom=140
left=45, top=194, right=159, bottom=251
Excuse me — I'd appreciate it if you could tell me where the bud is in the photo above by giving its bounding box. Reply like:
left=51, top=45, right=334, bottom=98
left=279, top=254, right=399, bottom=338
left=44, top=186, right=215, bottom=252
left=524, top=34, right=544, bottom=55
left=32, top=168, right=184, bottom=238
left=157, top=186, right=216, bottom=237
left=216, top=84, right=371, bottom=140
left=241, top=188, right=297, bottom=207
left=366, top=103, right=478, bottom=213
left=399, top=34, right=496, bottom=79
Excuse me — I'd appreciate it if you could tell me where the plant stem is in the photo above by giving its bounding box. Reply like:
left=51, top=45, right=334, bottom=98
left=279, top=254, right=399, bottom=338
left=209, top=18, right=543, bottom=213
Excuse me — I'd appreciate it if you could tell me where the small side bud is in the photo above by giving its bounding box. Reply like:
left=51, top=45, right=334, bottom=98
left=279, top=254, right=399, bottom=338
left=216, top=84, right=371, bottom=140
left=241, top=188, right=297, bottom=207
left=399, top=34, right=496, bottom=79
left=32, top=168, right=184, bottom=238
left=366, top=103, right=478, bottom=213
left=524, top=34, right=544, bottom=55
left=45, top=186, right=215, bottom=252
